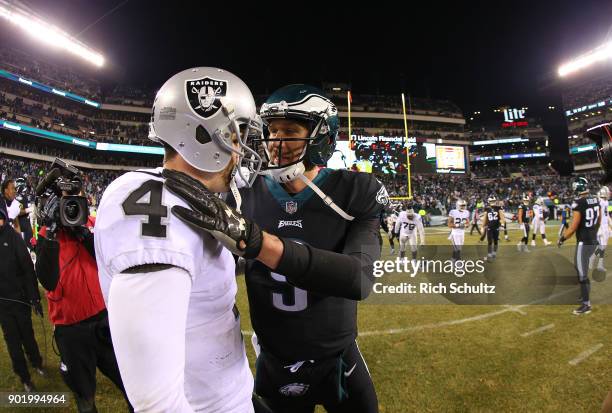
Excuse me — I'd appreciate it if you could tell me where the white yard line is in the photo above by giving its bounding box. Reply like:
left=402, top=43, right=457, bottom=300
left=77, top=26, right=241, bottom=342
left=568, top=344, right=604, bottom=366
left=520, top=323, right=555, bottom=337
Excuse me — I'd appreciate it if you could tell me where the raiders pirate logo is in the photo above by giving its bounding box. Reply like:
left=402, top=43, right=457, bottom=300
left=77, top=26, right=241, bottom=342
left=185, top=77, right=228, bottom=119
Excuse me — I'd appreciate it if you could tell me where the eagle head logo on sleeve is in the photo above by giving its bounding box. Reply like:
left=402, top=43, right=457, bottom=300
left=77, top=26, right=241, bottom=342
left=376, top=184, right=390, bottom=205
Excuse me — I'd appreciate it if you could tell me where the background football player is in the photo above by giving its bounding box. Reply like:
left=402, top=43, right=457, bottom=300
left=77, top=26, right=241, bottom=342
left=95, top=68, right=261, bottom=412
left=394, top=206, right=425, bottom=260
left=591, top=186, right=611, bottom=272
left=480, top=195, right=505, bottom=261
left=448, top=199, right=470, bottom=260
left=531, top=197, right=551, bottom=246
left=469, top=204, right=482, bottom=236
left=164, top=84, right=384, bottom=413
left=558, top=177, right=601, bottom=315
left=517, top=194, right=531, bottom=252
left=386, top=209, right=399, bottom=255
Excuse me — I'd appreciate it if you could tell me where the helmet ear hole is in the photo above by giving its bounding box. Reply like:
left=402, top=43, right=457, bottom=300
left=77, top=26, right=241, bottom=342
left=196, top=125, right=212, bottom=145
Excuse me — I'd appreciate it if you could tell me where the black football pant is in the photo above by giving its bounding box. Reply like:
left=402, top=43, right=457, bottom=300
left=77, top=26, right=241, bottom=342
left=255, top=341, right=378, bottom=413
left=574, top=242, right=597, bottom=306
left=520, top=223, right=530, bottom=245
left=0, top=306, right=42, bottom=384
left=54, top=311, right=133, bottom=413
left=487, top=228, right=499, bottom=255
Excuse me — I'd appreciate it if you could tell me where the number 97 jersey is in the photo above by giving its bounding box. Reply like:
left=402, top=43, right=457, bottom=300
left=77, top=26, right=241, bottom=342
left=572, top=196, right=600, bottom=243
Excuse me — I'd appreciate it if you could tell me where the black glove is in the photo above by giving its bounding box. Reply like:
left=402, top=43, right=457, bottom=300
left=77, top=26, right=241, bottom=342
left=40, top=194, right=60, bottom=239
left=162, top=169, right=263, bottom=259
left=31, top=300, right=43, bottom=317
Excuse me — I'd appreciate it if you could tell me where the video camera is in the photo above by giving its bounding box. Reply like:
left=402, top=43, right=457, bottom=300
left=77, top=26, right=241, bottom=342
left=35, top=158, right=88, bottom=227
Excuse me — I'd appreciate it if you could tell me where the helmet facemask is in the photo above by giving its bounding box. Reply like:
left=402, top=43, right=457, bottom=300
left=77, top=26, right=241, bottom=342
left=255, top=101, right=331, bottom=172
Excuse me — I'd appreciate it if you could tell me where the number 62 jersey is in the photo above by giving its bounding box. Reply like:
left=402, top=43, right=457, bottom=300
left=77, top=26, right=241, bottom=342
left=94, top=167, right=253, bottom=412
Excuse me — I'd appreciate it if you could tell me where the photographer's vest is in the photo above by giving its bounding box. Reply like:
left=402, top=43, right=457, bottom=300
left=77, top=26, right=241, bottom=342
left=40, top=217, right=106, bottom=325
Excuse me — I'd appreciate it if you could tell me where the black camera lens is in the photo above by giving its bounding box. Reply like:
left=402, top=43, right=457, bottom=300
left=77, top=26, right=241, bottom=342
left=65, top=201, right=80, bottom=220
left=59, top=196, right=88, bottom=227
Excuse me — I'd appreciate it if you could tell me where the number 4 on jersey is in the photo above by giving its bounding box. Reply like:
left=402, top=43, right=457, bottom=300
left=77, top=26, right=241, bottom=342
left=122, top=180, right=168, bottom=237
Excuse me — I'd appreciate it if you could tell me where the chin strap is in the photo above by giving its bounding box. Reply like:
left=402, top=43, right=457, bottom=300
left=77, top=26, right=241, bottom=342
left=266, top=163, right=354, bottom=221
left=229, top=167, right=243, bottom=213
left=296, top=173, right=354, bottom=222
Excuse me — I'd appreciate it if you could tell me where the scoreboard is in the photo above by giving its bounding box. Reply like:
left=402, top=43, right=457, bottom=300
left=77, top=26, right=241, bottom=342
left=435, top=145, right=466, bottom=174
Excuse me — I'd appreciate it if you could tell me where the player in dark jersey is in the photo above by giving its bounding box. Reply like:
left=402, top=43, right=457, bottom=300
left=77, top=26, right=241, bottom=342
left=558, top=177, right=601, bottom=315
left=516, top=194, right=531, bottom=252
left=164, top=85, right=382, bottom=413
left=558, top=204, right=571, bottom=240
left=481, top=196, right=505, bottom=261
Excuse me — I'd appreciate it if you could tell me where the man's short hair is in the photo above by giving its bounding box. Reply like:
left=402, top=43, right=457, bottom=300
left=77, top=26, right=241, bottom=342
left=162, top=142, right=178, bottom=162
left=1, top=178, right=14, bottom=195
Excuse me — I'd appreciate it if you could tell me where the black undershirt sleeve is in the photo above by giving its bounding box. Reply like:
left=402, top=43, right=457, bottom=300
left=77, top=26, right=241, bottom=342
left=35, top=236, right=60, bottom=292
left=275, top=217, right=382, bottom=300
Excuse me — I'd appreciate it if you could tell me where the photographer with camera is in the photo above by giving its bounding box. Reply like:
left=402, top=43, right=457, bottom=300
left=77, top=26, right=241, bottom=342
left=35, top=159, right=132, bottom=413
left=0, top=206, right=44, bottom=392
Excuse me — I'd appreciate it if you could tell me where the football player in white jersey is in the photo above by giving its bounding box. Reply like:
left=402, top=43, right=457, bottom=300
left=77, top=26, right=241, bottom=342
left=448, top=199, right=470, bottom=260
left=531, top=197, right=551, bottom=246
left=591, top=186, right=611, bottom=271
left=394, top=207, right=425, bottom=260
left=95, top=68, right=263, bottom=413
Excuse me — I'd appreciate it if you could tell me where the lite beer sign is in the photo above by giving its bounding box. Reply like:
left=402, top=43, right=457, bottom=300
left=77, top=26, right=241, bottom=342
left=501, top=108, right=528, bottom=128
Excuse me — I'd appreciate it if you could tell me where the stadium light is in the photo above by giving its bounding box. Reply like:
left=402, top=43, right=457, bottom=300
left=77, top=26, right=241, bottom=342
left=558, top=40, right=612, bottom=77
left=0, top=1, right=105, bottom=67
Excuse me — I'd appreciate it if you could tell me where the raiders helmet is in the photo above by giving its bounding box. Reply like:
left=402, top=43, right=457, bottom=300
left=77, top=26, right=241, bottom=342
left=456, top=199, right=467, bottom=210
left=598, top=186, right=610, bottom=200
left=406, top=208, right=415, bottom=219
left=148, top=67, right=262, bottom=186
left=535, top=197, right=544, bottom=206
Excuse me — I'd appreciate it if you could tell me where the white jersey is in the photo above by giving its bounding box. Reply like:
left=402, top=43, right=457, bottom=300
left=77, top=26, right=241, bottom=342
left=95, top=168, right=253, bottom=413
left=532, top=204, right=544, bottom=223
left=449, top=209, right=470, bottom=233
left=7, top=199, right=20, bottom=221
left=600, top=199, right=609, bottom=231
left=395, top=211, right=424, bottom=239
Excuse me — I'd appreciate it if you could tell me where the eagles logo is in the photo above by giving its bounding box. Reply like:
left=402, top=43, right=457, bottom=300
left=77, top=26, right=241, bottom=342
left=278, top=383, right=310, bottom=397
left=185, top=77, right=228, bottom=119
left=376, top=184, right=390, bottom=205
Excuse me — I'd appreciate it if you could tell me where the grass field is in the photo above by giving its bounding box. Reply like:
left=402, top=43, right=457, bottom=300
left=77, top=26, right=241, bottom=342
left=1, top=222, right=610, bottom=412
